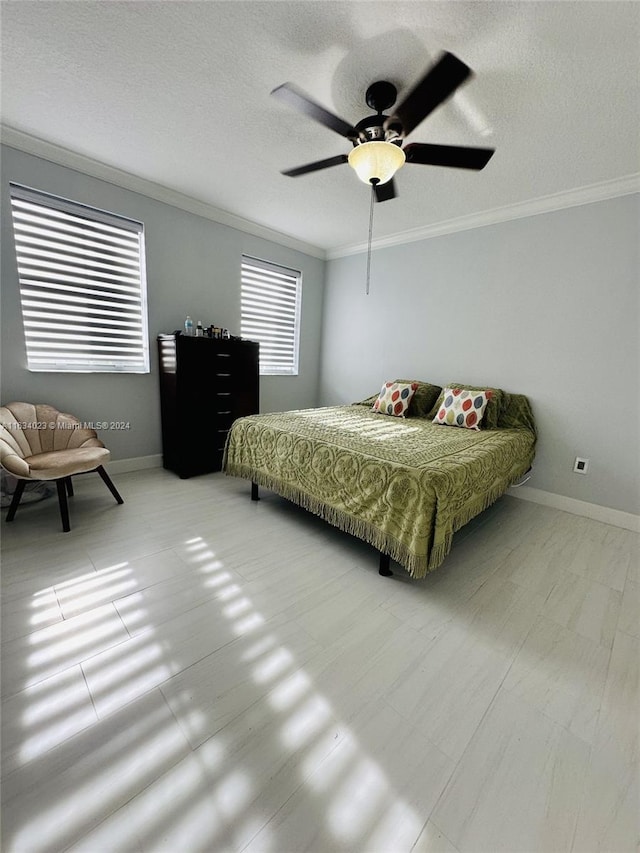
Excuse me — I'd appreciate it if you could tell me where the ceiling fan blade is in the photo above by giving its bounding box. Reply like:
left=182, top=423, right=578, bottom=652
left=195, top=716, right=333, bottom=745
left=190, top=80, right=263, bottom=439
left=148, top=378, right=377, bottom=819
left=271, top=83, right=357, bottom=139
left=282, top=154, right=349, bottom=177
left=404, top=142, right=495, bottom=170
left=374, top=179, right=397, bottom=202
left=385, top=52, right=472, bottom=137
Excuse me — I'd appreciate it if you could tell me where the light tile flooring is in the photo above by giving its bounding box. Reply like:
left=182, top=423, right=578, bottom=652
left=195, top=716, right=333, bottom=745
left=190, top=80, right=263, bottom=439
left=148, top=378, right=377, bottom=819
left=1, top=468, right=638, bottom=853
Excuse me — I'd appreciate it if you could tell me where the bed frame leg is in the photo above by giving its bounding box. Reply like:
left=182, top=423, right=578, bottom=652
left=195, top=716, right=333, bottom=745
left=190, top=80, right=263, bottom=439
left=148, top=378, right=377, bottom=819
left=251, top=482, right=260, bottom=502
left=379, top=552, right=392, bottom=577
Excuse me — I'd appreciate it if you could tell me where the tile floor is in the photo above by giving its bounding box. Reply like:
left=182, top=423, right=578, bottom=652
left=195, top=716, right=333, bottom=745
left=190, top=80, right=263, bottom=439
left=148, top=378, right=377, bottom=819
left=1, top=468, right=638, bottom=853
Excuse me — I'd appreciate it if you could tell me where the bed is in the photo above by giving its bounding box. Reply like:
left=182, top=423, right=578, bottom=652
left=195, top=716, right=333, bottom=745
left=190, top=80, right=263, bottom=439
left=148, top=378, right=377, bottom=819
left=223, top=382, right=536, bottom=578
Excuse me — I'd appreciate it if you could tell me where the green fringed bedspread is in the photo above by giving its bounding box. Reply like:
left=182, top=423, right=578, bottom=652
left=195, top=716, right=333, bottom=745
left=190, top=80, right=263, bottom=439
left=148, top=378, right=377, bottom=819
left=223, top=400, right=536, bottom=578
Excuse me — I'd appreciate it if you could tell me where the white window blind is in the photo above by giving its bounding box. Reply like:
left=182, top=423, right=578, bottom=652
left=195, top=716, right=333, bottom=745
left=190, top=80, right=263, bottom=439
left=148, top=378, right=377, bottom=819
left=241, top=256, right=301, bottom=376
left=9, top=183, right=150, bottom=373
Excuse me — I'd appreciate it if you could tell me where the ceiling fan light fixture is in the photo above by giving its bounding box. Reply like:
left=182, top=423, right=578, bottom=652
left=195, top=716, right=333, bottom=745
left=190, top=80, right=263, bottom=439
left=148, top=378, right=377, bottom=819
left=348, top=141, right=406, bottom=186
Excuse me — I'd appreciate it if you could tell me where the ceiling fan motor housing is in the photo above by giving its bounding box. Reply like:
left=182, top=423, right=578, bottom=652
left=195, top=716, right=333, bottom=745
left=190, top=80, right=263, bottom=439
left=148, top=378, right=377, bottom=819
left=354, top=114, right=403, bottom=146
left=354, top=81, right=403, bottom=146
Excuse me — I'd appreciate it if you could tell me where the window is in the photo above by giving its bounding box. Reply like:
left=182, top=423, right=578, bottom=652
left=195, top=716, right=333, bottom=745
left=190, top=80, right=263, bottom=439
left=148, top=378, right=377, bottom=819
left=9, top=183, right=149, bottom=373
left=240, top=256, right=301, bottom=376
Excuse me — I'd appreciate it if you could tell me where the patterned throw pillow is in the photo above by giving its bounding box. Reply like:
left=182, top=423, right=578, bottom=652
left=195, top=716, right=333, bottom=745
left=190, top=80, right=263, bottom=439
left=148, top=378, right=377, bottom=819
left=432, top=387, right=493, bottom=430
left=355, top=380, right=441, bottom=417
left=428, top=383, right=505, bottom=429
left=372, top=381, right=418, bottom=417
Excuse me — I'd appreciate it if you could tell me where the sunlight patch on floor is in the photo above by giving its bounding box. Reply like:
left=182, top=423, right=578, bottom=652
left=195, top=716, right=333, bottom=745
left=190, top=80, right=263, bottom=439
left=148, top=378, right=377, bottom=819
left=11, top=702, right=189, bottom=853
left=252, top=647, right=293, bottom=684
left=11, top=531, right=426, bottom=852
left=280, top=695, right=334, bottom=751
left=328, top=757, right=388, bottom=840
left=232, top=612, right=265, bottom=635
left=268, top=670, right=311, bottom=712
left=223, top=596, right=253, bottom=619
left=27, top=614, right=123, bottom=669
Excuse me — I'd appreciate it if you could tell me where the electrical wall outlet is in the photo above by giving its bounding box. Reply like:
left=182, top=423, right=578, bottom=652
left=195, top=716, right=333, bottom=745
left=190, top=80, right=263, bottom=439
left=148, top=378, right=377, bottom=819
left=573, top=456, right=590, bottom=474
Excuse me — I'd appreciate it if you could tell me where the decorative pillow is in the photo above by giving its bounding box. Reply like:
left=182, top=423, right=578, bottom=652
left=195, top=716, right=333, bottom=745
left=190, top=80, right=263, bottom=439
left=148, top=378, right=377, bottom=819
left=432, top=387, right=492, bottom=430
left=355, top=380, right=441, bottom=417
left=428, top=383, right=505, bottom=429
left=372, top=381, right=418, bottom=417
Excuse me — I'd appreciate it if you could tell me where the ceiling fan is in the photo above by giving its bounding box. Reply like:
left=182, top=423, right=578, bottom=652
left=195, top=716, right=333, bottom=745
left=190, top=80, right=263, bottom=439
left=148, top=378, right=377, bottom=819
left=271, top=52, right=495, bottom=202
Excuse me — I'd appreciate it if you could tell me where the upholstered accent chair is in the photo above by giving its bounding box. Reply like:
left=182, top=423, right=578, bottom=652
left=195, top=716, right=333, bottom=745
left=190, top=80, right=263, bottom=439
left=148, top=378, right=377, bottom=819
left=0, top=402, right=124, bottom=532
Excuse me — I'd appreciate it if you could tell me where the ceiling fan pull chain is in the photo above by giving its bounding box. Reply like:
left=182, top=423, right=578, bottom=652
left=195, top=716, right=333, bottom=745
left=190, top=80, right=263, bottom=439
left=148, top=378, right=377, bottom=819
left=365, top=179, right=378, bottom=295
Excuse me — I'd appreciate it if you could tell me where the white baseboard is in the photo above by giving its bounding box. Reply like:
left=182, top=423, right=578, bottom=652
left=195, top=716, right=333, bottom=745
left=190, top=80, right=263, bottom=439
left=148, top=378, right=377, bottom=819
left=107, top=454, right=163, bottom=474
left=104, top=456, right=639, bottom=534
left=508, top=485, right=640, bottom=533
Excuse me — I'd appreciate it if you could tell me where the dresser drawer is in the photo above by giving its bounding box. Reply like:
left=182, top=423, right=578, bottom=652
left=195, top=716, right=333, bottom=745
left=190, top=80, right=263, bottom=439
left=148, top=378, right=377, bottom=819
left=158, top=334, right=259, bottom=478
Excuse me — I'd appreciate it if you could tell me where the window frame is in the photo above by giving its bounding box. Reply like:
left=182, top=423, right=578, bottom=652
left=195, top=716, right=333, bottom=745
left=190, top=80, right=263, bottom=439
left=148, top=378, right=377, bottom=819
left=240, top=255, right=302, bottom=377
left=9, top=182, right=150, bottom=374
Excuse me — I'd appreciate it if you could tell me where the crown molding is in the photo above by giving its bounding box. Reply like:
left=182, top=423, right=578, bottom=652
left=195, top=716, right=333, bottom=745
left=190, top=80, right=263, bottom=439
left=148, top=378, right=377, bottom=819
left=0, top=125, right=326, bottom=260
left=327, top=172, right=640, bottom=259
left=3, top=125, right=637, bottom=263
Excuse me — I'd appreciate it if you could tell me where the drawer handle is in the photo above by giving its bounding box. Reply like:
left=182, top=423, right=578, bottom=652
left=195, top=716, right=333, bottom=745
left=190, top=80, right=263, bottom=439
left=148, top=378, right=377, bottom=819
left=217, top=392, right=231, bottom=396
left=216, top=372, right=231, bottom=377
left=217, top=410, right=231, bottom=415
left=216, top=353, right=231, bottom=358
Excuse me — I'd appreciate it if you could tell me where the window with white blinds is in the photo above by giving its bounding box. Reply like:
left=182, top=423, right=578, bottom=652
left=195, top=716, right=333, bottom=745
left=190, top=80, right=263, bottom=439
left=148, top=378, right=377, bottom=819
left=9, top=183, right=150, bottom=373
left=240, top=256, right=301, bottom=376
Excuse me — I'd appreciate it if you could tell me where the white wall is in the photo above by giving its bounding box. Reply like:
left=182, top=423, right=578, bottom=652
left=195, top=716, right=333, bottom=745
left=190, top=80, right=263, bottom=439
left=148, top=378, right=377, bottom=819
left=3, top=143, right=637, bottom=516
left=319, top=195, right=640, bottom=516
left=0, top=145, right=325, bottom=460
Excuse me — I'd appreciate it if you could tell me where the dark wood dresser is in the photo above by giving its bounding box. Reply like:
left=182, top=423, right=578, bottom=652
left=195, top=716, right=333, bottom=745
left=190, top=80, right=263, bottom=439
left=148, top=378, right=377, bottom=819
left=158, top=334, right=259, bottom=478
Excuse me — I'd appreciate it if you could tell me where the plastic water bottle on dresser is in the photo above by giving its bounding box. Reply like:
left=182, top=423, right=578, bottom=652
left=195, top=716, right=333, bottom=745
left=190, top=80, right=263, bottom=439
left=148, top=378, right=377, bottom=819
left=184, top=316, right=194, bottom=336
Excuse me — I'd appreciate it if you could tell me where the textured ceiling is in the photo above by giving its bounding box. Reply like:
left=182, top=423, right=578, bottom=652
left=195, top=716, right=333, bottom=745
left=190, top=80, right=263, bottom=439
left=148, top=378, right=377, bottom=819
left=2, top=1, right=639, bottom=254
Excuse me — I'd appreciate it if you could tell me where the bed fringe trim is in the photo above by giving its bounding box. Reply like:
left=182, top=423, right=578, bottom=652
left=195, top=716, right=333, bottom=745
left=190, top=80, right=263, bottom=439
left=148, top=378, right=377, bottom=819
left=426, top=467, right=533, bottom=574
left=224, top=463, right=531, bottom=580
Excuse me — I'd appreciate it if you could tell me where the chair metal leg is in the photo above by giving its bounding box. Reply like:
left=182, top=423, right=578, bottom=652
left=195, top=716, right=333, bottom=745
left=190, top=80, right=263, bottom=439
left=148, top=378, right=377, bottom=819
left=56, top=479, right=71, bottom=532
left=65, top=477, right=74, bottom=497
left=6, top=480, right=26, bottom=522
left=96, top=466, right=124, bottom=504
